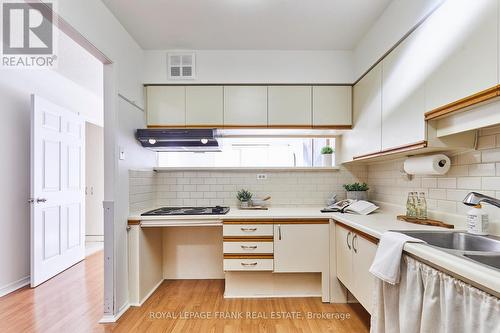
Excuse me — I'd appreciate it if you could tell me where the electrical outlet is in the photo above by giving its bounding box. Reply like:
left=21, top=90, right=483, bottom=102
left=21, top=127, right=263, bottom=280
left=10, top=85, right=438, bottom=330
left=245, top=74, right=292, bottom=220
left=256, top=174, right=268, bottom=180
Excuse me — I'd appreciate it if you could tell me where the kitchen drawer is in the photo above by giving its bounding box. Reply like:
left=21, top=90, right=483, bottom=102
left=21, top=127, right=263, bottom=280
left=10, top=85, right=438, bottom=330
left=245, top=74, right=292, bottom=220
left=223, top=224, right=273, bottom=237
left=223, top=259, right=273, bottom=271
left=223, top=241, right=273, bottom=254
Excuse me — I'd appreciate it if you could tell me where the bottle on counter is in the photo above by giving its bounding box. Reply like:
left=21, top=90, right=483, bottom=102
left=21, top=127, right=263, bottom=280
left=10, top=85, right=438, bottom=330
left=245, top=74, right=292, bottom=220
left=406, top=192, right=417, bottom=218
left=466, top=204, right=489, bottom=235
left=417, top=192, right=427, bottom=220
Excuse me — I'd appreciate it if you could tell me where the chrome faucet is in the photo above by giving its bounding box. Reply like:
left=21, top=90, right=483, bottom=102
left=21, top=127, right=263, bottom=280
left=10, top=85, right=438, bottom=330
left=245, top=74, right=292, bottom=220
left=463, top=192, right=500, bottom=208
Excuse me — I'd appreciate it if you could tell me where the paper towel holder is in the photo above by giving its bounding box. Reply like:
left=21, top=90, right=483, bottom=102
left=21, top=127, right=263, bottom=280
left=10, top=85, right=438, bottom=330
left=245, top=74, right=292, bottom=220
left=399, top=167, right=413, bottom=181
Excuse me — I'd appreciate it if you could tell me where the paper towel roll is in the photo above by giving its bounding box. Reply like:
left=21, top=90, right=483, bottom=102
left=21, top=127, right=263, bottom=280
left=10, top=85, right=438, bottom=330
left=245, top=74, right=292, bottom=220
left=403, top=154, right=451, bottom=175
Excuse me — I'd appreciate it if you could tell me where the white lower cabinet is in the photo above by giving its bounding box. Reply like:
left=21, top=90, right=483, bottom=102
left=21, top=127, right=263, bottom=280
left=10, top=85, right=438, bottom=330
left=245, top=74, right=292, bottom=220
left=335, top=223, right=377, bottom=313
left=274, top=224, right=329, bottom=272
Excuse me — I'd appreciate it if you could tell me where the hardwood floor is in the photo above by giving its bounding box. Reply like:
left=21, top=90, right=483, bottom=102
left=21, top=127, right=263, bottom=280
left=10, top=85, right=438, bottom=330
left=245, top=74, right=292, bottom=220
left=0, top=251, right=106, bottom=333
left=0, top=251, right=370, bottom=333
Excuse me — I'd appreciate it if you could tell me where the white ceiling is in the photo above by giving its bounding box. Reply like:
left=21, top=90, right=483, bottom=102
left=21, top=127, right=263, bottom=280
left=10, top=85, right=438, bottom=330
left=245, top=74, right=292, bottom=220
left=102, top=0, right=392, bottom=50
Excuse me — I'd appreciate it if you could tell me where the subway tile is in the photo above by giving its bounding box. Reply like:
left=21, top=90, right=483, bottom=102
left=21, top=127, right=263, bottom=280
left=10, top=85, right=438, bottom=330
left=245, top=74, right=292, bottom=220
left=479, top=125, right=500, bottom=136
left=482, top=148, right=500, bottom=163
left=436, top=200, right=457, bottom=213
left=446, top=189, right=470, bottom=202
left=468, top=163, right=496, bottom=176
left=437, top=178, right=456, bottom=189
left=481, top=177, right=500, bottom=191
left=477, top=135, right=496, bottom=150
left=456, top=177, right=481, bottom=190
left=429, top=189, right=447, bottom=200
left=457, top=151, right=481, bottom=165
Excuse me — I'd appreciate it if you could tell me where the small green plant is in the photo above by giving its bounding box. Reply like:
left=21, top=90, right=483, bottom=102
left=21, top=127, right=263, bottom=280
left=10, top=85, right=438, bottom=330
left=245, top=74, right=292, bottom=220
left=343, top=182, right=369, bottom=191
left=320, top=146, right=334, bottom=155
left=236, top=189, right=253, bottom=202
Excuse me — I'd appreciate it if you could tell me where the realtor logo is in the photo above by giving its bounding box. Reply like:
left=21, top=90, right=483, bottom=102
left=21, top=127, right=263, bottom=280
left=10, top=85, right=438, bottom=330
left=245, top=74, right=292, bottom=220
left=1, top=1, right=56, bottom=67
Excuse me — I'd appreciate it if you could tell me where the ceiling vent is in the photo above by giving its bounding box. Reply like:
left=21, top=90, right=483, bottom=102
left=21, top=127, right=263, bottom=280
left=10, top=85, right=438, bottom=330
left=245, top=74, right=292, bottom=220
left=167, top=52, right=195, bottom=79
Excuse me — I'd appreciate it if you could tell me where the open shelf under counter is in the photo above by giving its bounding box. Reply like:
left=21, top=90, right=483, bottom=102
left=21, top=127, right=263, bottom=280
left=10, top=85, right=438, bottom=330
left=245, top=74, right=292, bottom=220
left=153, top=166, right=340, bottom=172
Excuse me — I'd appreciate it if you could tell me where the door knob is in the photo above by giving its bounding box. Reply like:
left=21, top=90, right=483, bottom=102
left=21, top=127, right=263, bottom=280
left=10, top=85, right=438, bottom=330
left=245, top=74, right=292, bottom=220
left=36, top=198, right=47, bottom=203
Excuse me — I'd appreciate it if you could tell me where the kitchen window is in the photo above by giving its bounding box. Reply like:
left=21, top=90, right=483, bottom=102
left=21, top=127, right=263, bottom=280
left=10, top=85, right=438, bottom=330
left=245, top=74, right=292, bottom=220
left=157, top=138, right=335, bottom=168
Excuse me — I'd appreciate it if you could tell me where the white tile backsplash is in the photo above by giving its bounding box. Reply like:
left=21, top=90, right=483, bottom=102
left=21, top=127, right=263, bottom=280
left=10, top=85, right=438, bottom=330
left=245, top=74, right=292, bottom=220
left=130, top=166, right=367, bottom=210
left=367, top=124, right=500, bottom=235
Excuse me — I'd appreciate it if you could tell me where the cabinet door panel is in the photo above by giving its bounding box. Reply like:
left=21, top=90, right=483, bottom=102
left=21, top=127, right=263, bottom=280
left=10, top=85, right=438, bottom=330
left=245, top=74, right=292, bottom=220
left=347, top=63, right=382, bottom=158
left=382, top=32, right=426, bottom=150
left=268, top=86, right=312, bottom=126
left=224, top=86, right=267, bottom=126
left=313, top=86, right=352, bottom=126
left=274, top=224, right=328, bottom=272
left=335, top=225, right=353, bottom=289
left=146, top=86, right=185, bottom=126
left=352, top=235, right=377, bottom=314
left=186, top=86, right=223, bottom=126
left=425, top=0, right=497, bottom=111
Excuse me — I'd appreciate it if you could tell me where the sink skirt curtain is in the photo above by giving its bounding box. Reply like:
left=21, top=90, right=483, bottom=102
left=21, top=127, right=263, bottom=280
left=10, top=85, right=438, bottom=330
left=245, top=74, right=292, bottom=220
left=371, top=255, right=500, bottom=333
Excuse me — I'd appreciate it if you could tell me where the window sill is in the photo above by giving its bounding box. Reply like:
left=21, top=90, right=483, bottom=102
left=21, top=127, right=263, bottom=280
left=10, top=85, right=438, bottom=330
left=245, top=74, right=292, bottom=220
left=153, top=167, right=340, bottom=172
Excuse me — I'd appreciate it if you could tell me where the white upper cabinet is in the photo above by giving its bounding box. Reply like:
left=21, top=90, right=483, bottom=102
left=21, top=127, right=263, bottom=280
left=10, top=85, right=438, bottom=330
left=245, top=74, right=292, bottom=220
left=146, top=86, right=185, bottom=126
left=223, top=86, right=268, bottom=126
left=425, top=0, right=498, bottom=111
left=268, top=86, right=312, bottom=126
left=382, top=32, right=426, bottom=150
left=312, top=86, right=352, bottom=127
left=186, top=86, right=224, bottom=126
left=350, top=63, right=382, bottom=158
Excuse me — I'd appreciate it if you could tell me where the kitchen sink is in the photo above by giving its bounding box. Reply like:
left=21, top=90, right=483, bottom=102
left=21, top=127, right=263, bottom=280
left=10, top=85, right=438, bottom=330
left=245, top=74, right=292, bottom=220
left=394, top=230, right=500, bottom=271
left=398, top=231, right=500, bottom=252
left=464, top=254, right=500, bottom=270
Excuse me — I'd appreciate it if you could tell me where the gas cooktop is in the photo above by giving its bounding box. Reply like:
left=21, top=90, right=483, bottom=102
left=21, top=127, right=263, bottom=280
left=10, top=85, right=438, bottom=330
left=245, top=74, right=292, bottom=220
left=141, top=206, right=230, bottom=216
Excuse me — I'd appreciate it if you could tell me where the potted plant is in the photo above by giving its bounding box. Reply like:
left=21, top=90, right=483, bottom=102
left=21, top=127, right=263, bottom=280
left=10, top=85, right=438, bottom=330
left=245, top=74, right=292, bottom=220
left=343, top=182, right=369, bottom=200
left=236, top=189, right=253, bottom=208
left=321, top=146, right=334, bottom=167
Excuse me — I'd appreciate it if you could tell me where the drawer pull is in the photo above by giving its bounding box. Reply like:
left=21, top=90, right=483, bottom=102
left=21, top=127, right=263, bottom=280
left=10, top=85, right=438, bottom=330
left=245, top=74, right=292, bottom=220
left=241, top=262, right=258, bottom=266
left=240, top=227, right=258, bottom=232
left=240, top=245, right=258, bottom=250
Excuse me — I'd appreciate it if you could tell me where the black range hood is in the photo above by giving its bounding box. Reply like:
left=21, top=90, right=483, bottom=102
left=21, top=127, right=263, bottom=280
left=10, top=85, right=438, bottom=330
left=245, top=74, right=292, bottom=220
left=136, top=128, right=221, bottom=152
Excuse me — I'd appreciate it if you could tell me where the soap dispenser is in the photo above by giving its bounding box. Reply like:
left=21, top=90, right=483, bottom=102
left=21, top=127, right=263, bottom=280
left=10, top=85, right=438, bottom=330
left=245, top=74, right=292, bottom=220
left=466, top=204, right=489, bottom=235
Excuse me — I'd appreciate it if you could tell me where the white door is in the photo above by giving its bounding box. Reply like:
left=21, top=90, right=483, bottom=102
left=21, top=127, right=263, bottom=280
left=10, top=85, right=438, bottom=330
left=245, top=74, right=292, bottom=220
left=30, top=95, right=85, bottom=287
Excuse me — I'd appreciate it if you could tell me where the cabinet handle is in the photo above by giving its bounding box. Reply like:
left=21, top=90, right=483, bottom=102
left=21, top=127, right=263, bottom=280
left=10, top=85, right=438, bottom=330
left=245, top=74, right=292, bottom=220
left=352, top=234, right=358, bottom=253
left=240, top=227, right=257, bottom=232
left=278, top=225, right=282, bottom=240
left=241, top=262, right=258, bottom=266
left=241, top=245, right=257, bottom=250
left=346, top=231, right=352, bottom=250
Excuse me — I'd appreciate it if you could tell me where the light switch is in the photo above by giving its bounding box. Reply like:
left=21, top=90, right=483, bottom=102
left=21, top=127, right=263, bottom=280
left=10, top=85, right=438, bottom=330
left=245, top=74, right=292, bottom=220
left=119, top=147, right=125, bottom=160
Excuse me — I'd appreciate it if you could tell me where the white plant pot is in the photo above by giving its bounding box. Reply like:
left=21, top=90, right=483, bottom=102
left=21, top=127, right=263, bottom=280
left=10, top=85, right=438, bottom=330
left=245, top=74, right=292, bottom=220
left=322, top=154, right=333, bottom=167
left=239, top=201, right=250, bottom=208
left=346, top=191, right=368, bottom=201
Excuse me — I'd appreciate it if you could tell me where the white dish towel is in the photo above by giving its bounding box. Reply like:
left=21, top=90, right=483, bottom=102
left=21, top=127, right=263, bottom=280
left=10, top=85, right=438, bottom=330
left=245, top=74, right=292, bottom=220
left=369, top=231, right=425, bottom=284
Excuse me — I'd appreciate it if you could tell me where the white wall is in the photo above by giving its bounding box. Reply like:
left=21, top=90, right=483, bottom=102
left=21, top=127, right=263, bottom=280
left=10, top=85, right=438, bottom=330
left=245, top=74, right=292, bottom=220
left=144, top=50, right=353, bottom=83
left=0, top=85, right=31, bottom=296
left=57, top=0, right=145, bottom=107
left=353, top=0, right=444, bottom=80
left=112, top=97, right=156, bottom=314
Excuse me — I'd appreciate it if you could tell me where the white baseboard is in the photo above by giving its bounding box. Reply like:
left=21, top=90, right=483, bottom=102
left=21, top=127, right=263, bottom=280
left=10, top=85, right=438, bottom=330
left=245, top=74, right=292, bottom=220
left=130, top=279, right=164, bottom=307
left=224, top=293, right=322, bottom=299
left=0, top=276, right=30, bottom=297
left=86, top=235, right=104, bottom=242
left=99, top=302, right=130, bottom=323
